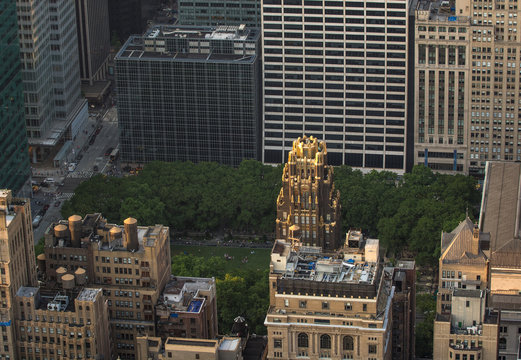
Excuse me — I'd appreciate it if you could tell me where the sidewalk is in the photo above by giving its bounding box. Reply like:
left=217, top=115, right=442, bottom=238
left=32, top=112, right=102, bottom=179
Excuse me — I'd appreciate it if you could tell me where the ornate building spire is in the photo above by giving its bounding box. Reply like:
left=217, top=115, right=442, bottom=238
left=275, top=136, right=342, bottom=250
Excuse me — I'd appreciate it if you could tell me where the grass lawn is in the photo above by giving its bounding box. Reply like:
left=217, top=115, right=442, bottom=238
left=171, top=245, right=271, bottom=272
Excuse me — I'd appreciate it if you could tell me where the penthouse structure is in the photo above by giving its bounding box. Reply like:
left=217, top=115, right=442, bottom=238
left=261, top=0, right=410, bottom=172
left=156, top=276, right=218, bottom=340
left=40, top=214, right=171, bottom=360
left=275, top=136, right=342, bottom=251
left=266, top=229, right=397, bottom=360
left=115, top=25, right=262, bottom=166
left=14, top=285, right=111, bottom=360
left=0, top=190, right=37, bottom=359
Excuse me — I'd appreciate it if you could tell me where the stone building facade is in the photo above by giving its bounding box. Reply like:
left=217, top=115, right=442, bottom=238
left=275, top=136, right=342, bottom=251
left=40, top=214, right=171, bottom=360
left=0, top=190, right=37, bottom=359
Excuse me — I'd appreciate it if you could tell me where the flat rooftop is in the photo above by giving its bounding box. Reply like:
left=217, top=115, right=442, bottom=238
left=144, top=24, right=257, bottom=41
left=279, top=249, right=378, bottom=286
left=159, top=276, right=214, bottom=313
left=116, top=25, right=259, bottom=63
left=416, top=0, right=470, bottom=22
left=166, top=338, right=217, bottom=347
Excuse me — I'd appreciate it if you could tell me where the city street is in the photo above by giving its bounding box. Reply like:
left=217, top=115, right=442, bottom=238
left=31, top=106, right=119, bottom=242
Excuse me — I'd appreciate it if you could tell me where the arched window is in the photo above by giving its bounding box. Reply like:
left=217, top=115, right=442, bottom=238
left=320, top=334, right=331, bottom=349
left=297, top=333, right=308, bottom=348
left=343, top=336, right=354, bottom=351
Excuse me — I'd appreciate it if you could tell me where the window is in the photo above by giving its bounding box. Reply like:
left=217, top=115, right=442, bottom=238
left=274, top=339, right=282, bottom=348
left=322, top=302, right=329, bottom=310
left=344, top=303, right=352, bottom=311
left=363, top=304, right=367, bottom=311
left=320, top=334, right=331, bottom=349
left=298, top=333, right=308, bottom=348
left=343, top=336, right=354, bottom=351
left=299, top=301, right=307, bottom=308
left=368, top=344, right=377, bottom=354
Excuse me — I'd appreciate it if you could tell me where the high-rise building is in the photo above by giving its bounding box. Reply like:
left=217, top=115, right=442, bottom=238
left=178, top=0, right=261, bottom=28
left=107, top=0, right=163, bottom=43
left=479, top=161, right=521, bottom=359
left=115, top=25, right=262, bottom=166
left=16, top=0, right=88, bottom=163
left=40, top=214, right=171, bottom=360
left=275, top=136, right=342, bottom=250
left=433, top=218, right=499, bottom=360
left=261, top=0, right=410, bottom=172
left=14, top=286, right=112, bottom=360
left=0, top=1, right=31, bottom=193
left=415, top=0, right=521, bottom=176
left=0, top=190, right=38, bottom=359
left=265, top=140, right=416, bottom=360
left=414, top=1, right=470, bottom=174
left=75, top=0, right=112, bottom=85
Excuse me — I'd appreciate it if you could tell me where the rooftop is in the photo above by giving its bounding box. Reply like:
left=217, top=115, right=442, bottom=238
left=158, top=276, right=214, bottom=314
left=416, top=0, right=470, bottom=22
left=116, top=25, right=259, bottom=63
left=166, top=338, right=218, bottom=347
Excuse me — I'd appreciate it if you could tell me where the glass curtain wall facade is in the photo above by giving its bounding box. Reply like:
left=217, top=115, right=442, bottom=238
left=0, top=0, right=31, bottom=192
left=262, top=0, right=409, bottom=172
left=115, top=26, right=262, bottom=166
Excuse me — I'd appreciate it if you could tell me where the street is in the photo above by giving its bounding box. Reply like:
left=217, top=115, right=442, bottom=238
left=31, top=106, right=119, bottom=243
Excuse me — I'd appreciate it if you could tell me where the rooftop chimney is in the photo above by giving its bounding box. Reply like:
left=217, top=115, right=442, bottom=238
left=472, top=223, right=480, bottom=255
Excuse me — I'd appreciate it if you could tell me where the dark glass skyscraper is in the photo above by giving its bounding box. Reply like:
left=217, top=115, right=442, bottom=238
left=0, top=0, right=31, bottom=192
left=115, top=25, right=262, bottom=166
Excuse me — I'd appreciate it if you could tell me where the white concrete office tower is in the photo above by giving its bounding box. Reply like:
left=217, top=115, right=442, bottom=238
left=262, top=0, right=410, bottom=172
left=16, top=0, right=88, bottom=163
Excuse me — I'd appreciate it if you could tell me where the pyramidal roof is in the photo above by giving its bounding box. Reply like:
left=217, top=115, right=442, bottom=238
left=441, top=218, right=487, bottom=265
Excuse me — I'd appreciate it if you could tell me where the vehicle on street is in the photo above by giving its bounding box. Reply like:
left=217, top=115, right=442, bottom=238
left=54, top=201, right=61, bottom=207
left=89, top=136, right=96, bottom=145
left=68, top=163, right=77, bottom=172
left=32, top=215, right=42, bottom=228
left=109, top=148, right=119, bottom=162
left=105, top=147, right=114, bottom=156
left=43, top=204, right=50, bottom=211
left=93, top=157, right=104, bottom=172
left=44, top=178, right=55, bottom=185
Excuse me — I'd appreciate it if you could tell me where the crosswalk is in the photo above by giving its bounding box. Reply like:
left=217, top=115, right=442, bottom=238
left=67, top=170, right=95, bottom=179
left=59, top=193, right=75, bottom=201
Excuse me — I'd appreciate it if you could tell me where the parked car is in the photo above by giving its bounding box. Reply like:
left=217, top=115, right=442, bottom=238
left=68, top=163, right=77, bottom=172
left=54, top=201, right=61, bottom=207
left=105, top=147, right=114, bottom=156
